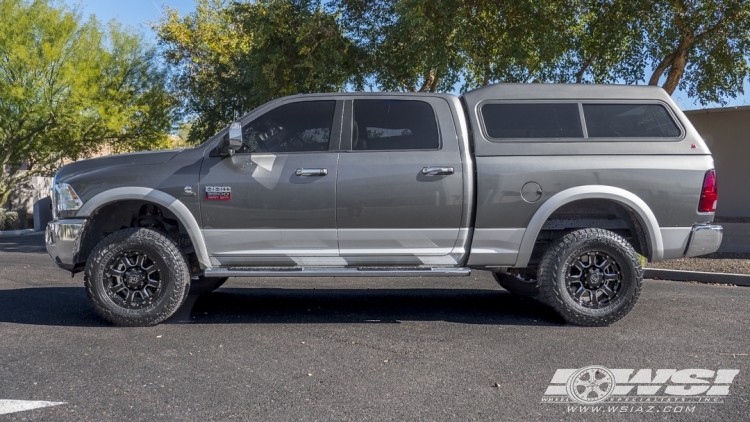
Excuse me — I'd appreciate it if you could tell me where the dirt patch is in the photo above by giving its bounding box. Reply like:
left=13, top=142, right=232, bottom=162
left=648, top=252, right=750, bottom=275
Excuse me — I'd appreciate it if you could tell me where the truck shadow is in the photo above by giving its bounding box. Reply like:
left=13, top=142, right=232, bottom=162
left=0, top=287, right=564, bottom=327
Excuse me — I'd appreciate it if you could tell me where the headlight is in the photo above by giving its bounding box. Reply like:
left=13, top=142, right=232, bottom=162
left=52, top=183, right=83, bottom=218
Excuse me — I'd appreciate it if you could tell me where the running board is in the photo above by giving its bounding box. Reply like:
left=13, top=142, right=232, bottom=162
left=203, top=267, right=471, bottom=278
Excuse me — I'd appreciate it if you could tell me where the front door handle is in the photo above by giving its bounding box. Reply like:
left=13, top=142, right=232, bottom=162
left=421, top=166, right=454, bottom=175
left=296, top=168, right=328, bottom=176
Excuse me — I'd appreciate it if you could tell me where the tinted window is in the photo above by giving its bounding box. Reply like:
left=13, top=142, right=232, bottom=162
left=352, top=100, right=439, bottom=150
left=583, top=104, right=681, bottom=138
left=238, top=101, right=335, bottom=153
left=481, top=103, right=583, bottom=139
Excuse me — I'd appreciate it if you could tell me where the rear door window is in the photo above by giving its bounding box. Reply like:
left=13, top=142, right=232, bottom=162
left=583, top=104, right=681, bottom=138
left=352, top=100, right=439, bottom=150
left=480, top=103, right=584, bottom=139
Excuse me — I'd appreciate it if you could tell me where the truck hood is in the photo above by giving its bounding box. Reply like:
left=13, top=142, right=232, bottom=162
left=55, top=149, right=184, bottom=183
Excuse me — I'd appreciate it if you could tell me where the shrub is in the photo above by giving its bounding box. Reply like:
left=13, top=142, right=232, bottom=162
left=2, top=210, right=18, bottom=230
left=13, top=209, right=27, bottom=230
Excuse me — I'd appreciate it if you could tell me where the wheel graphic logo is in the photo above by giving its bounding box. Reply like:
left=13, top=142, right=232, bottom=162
left=566, top=366, right=616, bottom=404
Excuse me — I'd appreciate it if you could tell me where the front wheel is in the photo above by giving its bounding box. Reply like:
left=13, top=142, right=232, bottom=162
left=538, top=228, right=642, bottom=327
left=84, top=228, right=190, bottom=326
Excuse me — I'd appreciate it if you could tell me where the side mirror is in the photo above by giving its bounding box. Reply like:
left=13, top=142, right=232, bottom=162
left=221, top=122, right=243, bottom=156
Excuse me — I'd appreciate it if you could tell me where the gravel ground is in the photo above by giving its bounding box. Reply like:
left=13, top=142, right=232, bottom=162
left=647, top=252, right=750, bottom=274
left=714, top=216, right=750, bottom=223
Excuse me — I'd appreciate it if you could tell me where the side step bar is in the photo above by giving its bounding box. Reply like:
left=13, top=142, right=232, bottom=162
left=204, top=267, right=471, bottom=278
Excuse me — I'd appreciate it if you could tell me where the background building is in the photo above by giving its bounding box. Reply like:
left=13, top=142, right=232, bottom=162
left=685, top=106, right=750, bottom=219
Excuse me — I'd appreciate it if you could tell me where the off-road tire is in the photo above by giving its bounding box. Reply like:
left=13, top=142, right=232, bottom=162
left=84, top=228, right=190, bottom=327
left=188, top=276, right=229, bottom=295
left=538, top=228, right=642, bottom=327
left=492, top=270, right=541, bottom=300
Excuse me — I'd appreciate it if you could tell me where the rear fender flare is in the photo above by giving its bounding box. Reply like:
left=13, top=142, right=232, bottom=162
left=514, top=185, right=663, bottom=267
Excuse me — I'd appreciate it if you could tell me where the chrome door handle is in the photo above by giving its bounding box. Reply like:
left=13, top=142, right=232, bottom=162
left=421, top=166, right=454, bottom=175
left=295, top=168, right=328, bottom=176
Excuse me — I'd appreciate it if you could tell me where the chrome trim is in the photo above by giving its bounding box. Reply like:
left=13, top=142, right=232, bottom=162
left=46, top=219, right=85, bottom=244
left=685, top=224, right=723, bottom=258
left=45, top=219, right=85, bottom=271
left=295, top=168, right=328, bottom=176
left=204, top=267, right=471, bottom=277
left=421, top=166, right=454, bottom=175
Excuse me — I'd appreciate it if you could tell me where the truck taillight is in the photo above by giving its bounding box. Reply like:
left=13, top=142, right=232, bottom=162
left=698, top=169, right=717, bottom=213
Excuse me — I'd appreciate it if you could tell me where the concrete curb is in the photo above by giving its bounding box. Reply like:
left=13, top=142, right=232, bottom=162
left=644, top=268, right=750, bottom=287
left=0, top=229, right=41, bottom=237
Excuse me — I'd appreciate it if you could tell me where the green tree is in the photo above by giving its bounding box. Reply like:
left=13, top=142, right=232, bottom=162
left=458, top=0, right=576, bottom=86
left=0, top=0, right=177, bottom=207
left=644, top=0, right=750, bottom=103
left=554, top=0, right=750, bottom=104
left=336, top=0, right=577, bottom=90
left=555, top=0, right=648, bottom=85
left=336, top=0, right=464, bottom=92
left=155, top=0, right=361, bottom=144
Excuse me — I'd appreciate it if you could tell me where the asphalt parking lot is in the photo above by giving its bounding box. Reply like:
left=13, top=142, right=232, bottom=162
left=0, top=234, right=748, bottom=421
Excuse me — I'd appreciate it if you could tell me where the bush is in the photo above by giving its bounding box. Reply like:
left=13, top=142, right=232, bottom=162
left=13, top=209, right=27, bottom=230
left=5, top=211, right=18, bottom=229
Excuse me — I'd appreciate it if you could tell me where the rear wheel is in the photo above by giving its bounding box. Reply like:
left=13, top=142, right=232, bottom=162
left=492, top=269, right=540, bottom=300
left=538, top=228, right=642, bottom=326
left=188, top=276, right=229, bottom=295
left=84, top=228, right=190, bottom=326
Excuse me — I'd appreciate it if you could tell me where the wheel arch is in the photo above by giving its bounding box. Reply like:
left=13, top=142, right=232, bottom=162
left=76, top=187, right=211, bottom=269
left=514, top=186, right=663, bottom=267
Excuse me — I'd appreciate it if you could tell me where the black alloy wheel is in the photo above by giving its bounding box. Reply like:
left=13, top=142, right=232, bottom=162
left=565, top=250, right=623, bottom=309
left=104, top=251, right=164, bottom=309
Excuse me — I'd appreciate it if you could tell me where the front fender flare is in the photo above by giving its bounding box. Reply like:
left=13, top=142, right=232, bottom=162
left=514, top=185, right=663, bottom=267
left=76, top=187, right=212, bottom=269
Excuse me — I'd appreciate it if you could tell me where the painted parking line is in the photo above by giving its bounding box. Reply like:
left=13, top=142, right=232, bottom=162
left=0, top=400, right=65, bottom=415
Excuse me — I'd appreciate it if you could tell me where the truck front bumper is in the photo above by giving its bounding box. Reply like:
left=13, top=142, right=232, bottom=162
left=45, top=219, right=85, bottom=271
left=685, top=224, right=723, bottom=258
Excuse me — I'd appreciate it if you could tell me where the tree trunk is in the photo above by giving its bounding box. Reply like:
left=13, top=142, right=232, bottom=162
left=429, top=75, right=439, bottom=92
left=648, top=51, right=676, bottom=86
left=575, top=53, right=597, bottom=83
left=418, top=69, right=437, bottom=92
left=661, top=46, right=688, bottom=94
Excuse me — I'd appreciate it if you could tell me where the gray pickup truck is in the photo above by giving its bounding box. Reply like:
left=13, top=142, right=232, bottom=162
left=46, top=83, right=722, bottom=327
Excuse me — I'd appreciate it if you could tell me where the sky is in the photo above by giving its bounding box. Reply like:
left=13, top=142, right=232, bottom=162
left=63, top=0, right=196, bottom=37
left=64, top=0, right=750, bottom=111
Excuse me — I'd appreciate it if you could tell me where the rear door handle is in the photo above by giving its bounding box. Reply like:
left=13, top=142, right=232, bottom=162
left=421, top=166, right=454, bottom=175
left=295, top=168, right=328, bottom=176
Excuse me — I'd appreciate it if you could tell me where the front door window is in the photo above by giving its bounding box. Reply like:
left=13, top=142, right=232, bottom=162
left=238, top=101, right=336, bottom=153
